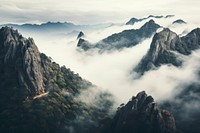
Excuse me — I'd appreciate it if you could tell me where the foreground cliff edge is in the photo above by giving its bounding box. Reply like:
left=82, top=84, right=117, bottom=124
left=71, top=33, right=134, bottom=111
left=0, top=27, right=177, bottom=133
left=0, top=27, right=115, bottom=133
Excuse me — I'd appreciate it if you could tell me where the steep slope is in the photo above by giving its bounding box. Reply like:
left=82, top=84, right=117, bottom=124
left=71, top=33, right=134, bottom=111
left=77, top=20, right=160, bottom=51
left=98, top=91, right=177, bottom=133
left=0, top=26, right=45, bottom=98
left=0, top=27, right=114, bottom=133
left=134, top=28, right=200, bottom=75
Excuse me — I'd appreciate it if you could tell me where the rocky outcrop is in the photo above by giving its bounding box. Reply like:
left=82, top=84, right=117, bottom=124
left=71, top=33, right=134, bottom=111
left=134, top=28, right=200, bottom=75
left=78, top=20, right=160, bottom=51
left=0, top=27, right=44, bottom=97
left=101, top=91, right=177, bottom=133
left=77, top=38, right=92, bottom=51
left=77, top=31, right=84, bottom=39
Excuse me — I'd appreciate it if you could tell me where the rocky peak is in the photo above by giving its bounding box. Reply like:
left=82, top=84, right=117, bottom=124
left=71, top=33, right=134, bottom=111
left=108, top=91, right=176, bottom=133
left=149, top=27, right=200, bottom=58
left=149, top=28, right=179, bottom=61
left=134, top=27, right=200, bottom=75
left=126, top=15, right=165, bottom=25
left=77, top=31, right=84, bottom=39
left=134, top=28, right=184, bottom=75
left=0, top=27, right=45, bottom=98
left=125, top=17, right=139, bottom=25
left=140, top=19, right=160, bottom=31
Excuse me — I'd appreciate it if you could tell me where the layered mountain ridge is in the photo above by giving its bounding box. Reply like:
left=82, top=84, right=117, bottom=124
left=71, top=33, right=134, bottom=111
left=0, top=22, right=112, bottom=36
left=77, top=20, right=161, bottom=51
left=125, top=15, right=173, bottom=25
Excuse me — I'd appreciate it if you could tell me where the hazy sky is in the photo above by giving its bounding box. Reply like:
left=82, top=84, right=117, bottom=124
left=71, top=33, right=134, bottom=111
left=0, top=0, right=200, bottom=24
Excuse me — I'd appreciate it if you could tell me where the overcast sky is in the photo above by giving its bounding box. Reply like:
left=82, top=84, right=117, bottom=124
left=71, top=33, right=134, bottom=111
left=0, top=0, right=200, bottom=24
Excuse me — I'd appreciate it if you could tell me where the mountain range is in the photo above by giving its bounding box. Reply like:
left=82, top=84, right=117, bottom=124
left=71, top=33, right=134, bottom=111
left=0, top=22, right=112, bottom=36
left=126, top=15, right=174, bottom=25
left=0, top=14, right=200, bottom=133
left=77, top=20, right=161, bottom=51
left=98, top=91, right=177, bottom=133
left=0, top=25, right=179, bottom=133
left=76, top=15, right=200, bottom=133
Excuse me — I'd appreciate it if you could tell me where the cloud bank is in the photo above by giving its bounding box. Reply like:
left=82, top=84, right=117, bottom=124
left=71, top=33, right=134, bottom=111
left=5, top=12, right=199, bottom=107
left=1, top=0, right=200, bottom=24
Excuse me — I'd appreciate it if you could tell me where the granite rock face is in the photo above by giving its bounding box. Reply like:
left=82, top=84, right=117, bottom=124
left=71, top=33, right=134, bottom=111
left=0, top=27, right=45, bottom=97
left=134, top=28, right=200, bottom=75
left=101, top=91, right=177, bottom=133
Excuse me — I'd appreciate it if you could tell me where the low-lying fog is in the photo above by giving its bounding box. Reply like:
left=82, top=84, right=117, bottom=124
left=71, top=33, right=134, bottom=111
left=20, top=15, right=200, bottom=104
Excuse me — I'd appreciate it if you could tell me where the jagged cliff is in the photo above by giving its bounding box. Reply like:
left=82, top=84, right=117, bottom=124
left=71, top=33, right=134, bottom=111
left=97, top=91, right=177, bottom=133
left=77, top=31, right=85, bottom=39
left=0, top=27, right=114, bottom=133
left=0, top=27, right=45, bottom=98
left=134, top=28, right=200, bottom=75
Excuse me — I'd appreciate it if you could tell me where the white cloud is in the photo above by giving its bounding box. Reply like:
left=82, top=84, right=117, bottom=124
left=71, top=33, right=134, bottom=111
left=1, top=0, right=200, bottom=24
left=2, top=1, right=200, bottom=105
left=16, top=17, right=199, bottom=105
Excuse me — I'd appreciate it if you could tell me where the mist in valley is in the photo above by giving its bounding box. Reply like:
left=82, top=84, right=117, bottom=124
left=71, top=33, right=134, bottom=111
left=1, top=0, right=200, bottom=132
left=15, top=16, right=199, bottom=106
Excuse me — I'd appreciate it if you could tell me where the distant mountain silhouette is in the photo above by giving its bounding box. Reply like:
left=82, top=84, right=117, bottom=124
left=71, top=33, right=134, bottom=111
left=172, top=19, right=186, bottom=24
left=126, top=15, right=164, bottom=25
left=126, top=15, right=174, bottom=25
left=0, top=22, right=112, bottom=36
